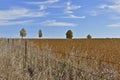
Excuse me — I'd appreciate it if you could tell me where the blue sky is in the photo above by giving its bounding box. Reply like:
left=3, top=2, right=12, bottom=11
left=0, top=0, right=120, bottom=38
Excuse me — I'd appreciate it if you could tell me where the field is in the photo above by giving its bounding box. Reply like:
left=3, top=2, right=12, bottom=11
left=34, top=38, right=120, bottom=64
left=0, top=38, right=120, bottom=79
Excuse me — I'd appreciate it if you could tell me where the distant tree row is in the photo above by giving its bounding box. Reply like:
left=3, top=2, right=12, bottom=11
left=20, top=28, right=43, bottom=38
left=20, top=28, right=92, bottom=39
left=66, top=30, right=92, bottom=39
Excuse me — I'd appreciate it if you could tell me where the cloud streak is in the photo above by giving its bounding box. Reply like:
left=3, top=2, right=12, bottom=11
left=26, top=0, right=59, bottom=5
left=107, top=23, right=120, bottom=28
left=62, top=15, right=86, bottom=19
left=40, top=20, right=77, bottom=27
left=0, top=7, right=49, bottom=26
left=99, top=0, right=120, bottom=13
left=0, top=20, right=33, bottom=26
left=65, top=2, right=81, bottom=14
left=26, top=0, right=60, bottom=11
left=0, top=8, right=48, bottom=21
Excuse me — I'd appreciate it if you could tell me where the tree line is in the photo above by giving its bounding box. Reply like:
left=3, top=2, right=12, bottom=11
left=20, top=28, right=92, bottom=39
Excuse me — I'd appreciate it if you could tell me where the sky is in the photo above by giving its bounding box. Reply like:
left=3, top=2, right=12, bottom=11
left=0, top=0, right=120, bottom=38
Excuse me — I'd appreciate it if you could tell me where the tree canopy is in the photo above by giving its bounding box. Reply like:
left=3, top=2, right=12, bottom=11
left=20, top=28, right=26, bottom=38
left=39, top=30, right=43, bottom=38
left=87, top=34, right=92, bottom=39
left=66, top=30, right=73, bottom=39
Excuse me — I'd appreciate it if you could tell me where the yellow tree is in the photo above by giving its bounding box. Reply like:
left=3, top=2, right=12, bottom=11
left=20, top=28, right=26, bottom=38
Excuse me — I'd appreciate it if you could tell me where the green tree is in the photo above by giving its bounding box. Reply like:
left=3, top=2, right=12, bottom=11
left=66, top=30, right=73, bottom=39
left=87, top=34, right=92, bottom=39
left=38, top=30, right=43, bottom=38
left=20, top=28, right=26, bottom=38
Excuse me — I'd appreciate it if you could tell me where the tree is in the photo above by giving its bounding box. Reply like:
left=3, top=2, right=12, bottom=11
left=20, top=28, right=26, bottom=38
left=66, top=30, right=73, bottom=39
left=38, top=30, right=43, bottom=38
left=87, top=34, right=92, bottom=39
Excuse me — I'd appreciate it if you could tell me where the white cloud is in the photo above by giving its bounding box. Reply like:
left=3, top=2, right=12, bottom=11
left=66, top=2, right=81, bottom=11
left=100, top=4, right=120, bottom=12
left=0, top=8, right=28, bottom=20
left=112, top=0, right=120, bottom=4
left=62, top=15, right=86, bottom=19
left=26, top=0, right=59, bottom=5
left=99, top=4, right=107, bottom=9
left=63, top=2, right=83, bottom=19
left=40, top=20, right=77, bottom=27
left=0, top=20, right=33, bottom=26
left=107, top=23, right=120, bottom=27
left=65, top=2, right=81, bottom=14
left=97, top=0, right=120, bottom=20
left=39, top=5, right=46, bottom=10
left=0, top=7, right=48, bottom=26
left=26, top=0, right=60, bottom=11
left=99, top=0, right=120, bottom=13
left=0, top=7, right=48, bottom=21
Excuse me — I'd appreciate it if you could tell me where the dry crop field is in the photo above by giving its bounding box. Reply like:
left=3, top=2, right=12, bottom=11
left=34, top=38, right=120, bottom=61
left=0, top=38, right=120, bottom=80
left=34, top=39, right=120, bottom=73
